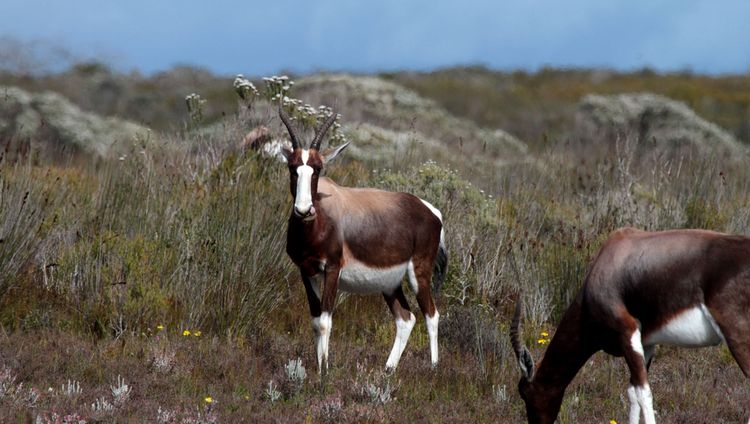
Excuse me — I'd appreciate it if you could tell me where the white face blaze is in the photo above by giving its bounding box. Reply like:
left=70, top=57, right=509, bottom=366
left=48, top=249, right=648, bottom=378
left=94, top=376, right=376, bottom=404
left=294, top=150, right=315, bottom=217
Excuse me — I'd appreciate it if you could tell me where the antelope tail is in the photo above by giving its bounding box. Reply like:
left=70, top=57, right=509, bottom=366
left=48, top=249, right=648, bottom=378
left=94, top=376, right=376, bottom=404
left=432, top=241, right=448, bottom=296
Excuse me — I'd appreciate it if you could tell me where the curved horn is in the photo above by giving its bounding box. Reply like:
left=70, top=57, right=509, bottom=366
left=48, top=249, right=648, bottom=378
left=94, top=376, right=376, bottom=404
left=310, top=110, right=338, bottom=151
left=510, top=295, right=535, bottom=381
left=278, top=103, right=300, bottom=150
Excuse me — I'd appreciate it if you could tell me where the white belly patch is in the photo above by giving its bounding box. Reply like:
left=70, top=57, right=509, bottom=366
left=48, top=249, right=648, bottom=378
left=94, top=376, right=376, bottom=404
left=644, top=304, right=724, bottom=348
left=338, top=260, right=408, bottom=294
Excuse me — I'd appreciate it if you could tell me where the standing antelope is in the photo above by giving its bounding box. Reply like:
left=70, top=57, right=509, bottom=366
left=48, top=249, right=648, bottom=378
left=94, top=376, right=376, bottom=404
left=279, top=107, right=447, bottom=372
left=510, top=227, right=750, bottom=424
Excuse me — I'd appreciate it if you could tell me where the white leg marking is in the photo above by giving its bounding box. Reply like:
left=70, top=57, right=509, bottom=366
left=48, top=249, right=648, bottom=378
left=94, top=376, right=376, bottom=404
left=406, top=260, right=419, bottom=294
left=629, top=330, right=655, bottom=424
left=627, top=385, right=640, bottom=424
left=636, top=384, right=655, bottom=424
left=426, top=311, right=440, bottom=366
left=312, top=312, right=332, bottom=372
left=630, top=329, right=645, bottom=357
left=385, top=312, right=416, bottom=369
left=627, top=384, right=656, bottom=424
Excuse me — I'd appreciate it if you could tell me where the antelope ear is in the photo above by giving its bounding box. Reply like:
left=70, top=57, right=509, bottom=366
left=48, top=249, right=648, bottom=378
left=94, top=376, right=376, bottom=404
left=518, top=347, right=535, bottom=381
left=280, top=146, right=294, bottom=163
left=322, top=141, right=350, bottom=164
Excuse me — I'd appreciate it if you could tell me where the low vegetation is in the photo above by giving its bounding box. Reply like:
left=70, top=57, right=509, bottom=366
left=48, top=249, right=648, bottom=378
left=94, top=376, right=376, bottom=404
left=0, top=66, right=748, bottom=422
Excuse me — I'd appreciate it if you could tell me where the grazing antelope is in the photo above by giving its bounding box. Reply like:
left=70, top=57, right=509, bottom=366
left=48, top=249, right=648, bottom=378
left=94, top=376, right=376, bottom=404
left=510, top=227, right=750, bottom=424
left=279, top=107, right=447, bottom=372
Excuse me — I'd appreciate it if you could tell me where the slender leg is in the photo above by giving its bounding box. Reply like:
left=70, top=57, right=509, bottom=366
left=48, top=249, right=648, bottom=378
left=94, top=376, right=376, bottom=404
left=706, top=283, right=750, bottom=424
left=302, top=274, right=326, bottom=372
left=383, top=286, right=416, bottom=370
left=623, top=328, right=655, bottom=424
left=626, top=385, right=640, bottom=424
left=410, top=259, right=440, bottom=367
left=301, top=274, right=321, bottom=317
left=312, top=264, right=340, bottom=373
left=707, top=287, right=750, bottom=377
left=644, top=346, right=656, bottom=371
left=312, top=312, right=332, bottom=373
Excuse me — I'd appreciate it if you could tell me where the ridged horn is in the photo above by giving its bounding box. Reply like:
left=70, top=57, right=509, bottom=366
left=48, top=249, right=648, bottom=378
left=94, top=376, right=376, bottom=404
left=278, top=103, right=300, bottom=150
left=510, top=295, right=535, bottom=381
left=310, top=110, right=338, bottom=151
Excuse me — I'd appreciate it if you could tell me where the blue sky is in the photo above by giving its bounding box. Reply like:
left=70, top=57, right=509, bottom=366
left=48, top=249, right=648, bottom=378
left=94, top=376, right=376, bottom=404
left=2, top=0, right=748, bottom=76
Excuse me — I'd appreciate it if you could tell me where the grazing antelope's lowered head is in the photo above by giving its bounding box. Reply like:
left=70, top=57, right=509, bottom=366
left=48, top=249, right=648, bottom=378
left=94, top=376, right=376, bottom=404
left=278, top=106, right=349, bottom=221
left=510, top=299, right=568, bottom=424
left=508, top=228, right=750, bottom=424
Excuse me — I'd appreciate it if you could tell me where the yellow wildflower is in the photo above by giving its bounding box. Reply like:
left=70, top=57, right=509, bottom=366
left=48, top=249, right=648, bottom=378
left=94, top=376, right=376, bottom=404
left=610, top=420, right=617, bottom=424
left=194, top=330, right=202, bottom=337
left=156, top=325, right=165, bottom=331
left=540, top=331, right=549, bottom=337
left=537, top=338, right=548, bottom=345
left=204, top=396, right=213, bottom=404
left=183, top=330, right=191, bottom=336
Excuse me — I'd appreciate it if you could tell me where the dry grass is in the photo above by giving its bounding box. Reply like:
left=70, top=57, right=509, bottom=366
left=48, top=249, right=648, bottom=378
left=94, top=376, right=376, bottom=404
left=0, top=71, right=748, bottom=422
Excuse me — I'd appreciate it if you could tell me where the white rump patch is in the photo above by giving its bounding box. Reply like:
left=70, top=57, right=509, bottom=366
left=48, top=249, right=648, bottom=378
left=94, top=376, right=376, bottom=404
left=338, top=260, right=408, bottom=294
left=644, top=304, right=724, bottom=348
left=420, top=199, right=445, bottom=248
left=419, top=199, right=442, bottom=221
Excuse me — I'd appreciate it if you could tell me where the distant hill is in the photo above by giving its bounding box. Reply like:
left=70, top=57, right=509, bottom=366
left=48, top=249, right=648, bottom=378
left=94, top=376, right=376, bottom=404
left=386, top=67, right=750, bottom=146
left=3, top=64, right=749, bottom=146
left=0, top=85, right=149, bottom=160
left=292, top=74, right=527, bottom=166
left=2, top=63, right=748, bottom=163
left=576, top=93, right=745, bottom=155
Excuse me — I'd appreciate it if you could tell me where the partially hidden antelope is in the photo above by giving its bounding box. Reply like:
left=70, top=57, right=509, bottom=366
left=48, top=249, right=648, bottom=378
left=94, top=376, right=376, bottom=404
left=278, top=106, right=447, bottom=372
left=510, top=227, right=750, bottom=424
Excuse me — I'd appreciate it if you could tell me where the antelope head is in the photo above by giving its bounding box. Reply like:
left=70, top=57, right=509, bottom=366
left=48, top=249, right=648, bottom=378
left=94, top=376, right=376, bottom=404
left=279, top=106, right=350, bottom=221
left=510, top=299, right=564, bottom=424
